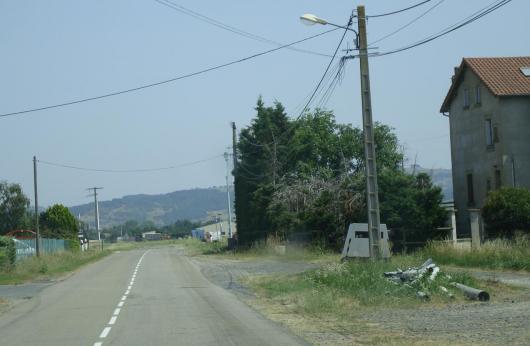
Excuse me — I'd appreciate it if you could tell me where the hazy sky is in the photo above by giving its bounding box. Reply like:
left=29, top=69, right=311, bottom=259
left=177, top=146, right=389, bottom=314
left=1, top=0, right=528, bottom=207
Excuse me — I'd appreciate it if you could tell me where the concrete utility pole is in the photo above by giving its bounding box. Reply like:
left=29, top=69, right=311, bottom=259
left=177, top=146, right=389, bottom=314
left=231, top=122, right=237, bottom=171
left=87, top=187, right=103, bottom=250
left=357, top=5, right=382, bottom=259
left=224, top=152, right=233, bottom=238
left=33, top=156, right=40, bottom=257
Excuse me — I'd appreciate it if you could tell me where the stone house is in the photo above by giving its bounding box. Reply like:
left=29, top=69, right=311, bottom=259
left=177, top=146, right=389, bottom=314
left=440, top=57, right=530, bottom=236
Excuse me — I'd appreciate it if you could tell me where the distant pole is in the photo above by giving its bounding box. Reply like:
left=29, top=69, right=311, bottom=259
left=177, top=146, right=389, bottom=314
left=224, top=152, right=233, bottom=238
left=87, top=187, right=103, bottom=250
left=33, top=156, right=40, bottom=257
left=357, top=5, right=382, bottom=259
left=231, top=122, right=237, bottom=170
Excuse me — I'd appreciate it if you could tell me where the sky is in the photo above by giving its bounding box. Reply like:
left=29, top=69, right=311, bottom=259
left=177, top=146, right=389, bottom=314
left=1, top=0, right=528, bottom=207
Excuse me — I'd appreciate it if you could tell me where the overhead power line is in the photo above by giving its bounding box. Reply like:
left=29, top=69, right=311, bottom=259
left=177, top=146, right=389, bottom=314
left=240, top=13, right=355, bottom=150
left=369, top=0, right=446, bottom=46
left=371, top=0, right=512, bottom=57
left=367, top=0, right=432, bottom=18
left=0, top=29, right=337, bottom=118
left=155, top=0, right=332, bottom=58
left=37, top=154, right=223, bottom=173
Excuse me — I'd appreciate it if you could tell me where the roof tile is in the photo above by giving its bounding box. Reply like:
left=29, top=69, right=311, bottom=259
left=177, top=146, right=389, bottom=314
left=465, top=57, right=530, bottom=96
left=440, top=56, right=530, bottom=112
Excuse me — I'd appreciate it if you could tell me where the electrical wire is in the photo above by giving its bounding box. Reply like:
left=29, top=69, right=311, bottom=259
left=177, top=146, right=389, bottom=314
left=241, top=13, right=355, bottom=150
left=316, top=56, right=348, bottom=109
left=372, top=0, right=512, bottom=57
left=0, top=29, right=338, bottom=118
left=37, top=154, right=223, bottom=173
left=369, top=0, right=446, bottom=46
left=155, top=0, right=332, bottom=58
left=367, top=0, right=432, bottom=18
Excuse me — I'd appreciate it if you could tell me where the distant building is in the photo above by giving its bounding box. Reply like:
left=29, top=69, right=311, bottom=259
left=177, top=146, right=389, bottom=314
left=142, top=231, right=162, bottom=241
left=440, top=57, right=530, bottom=235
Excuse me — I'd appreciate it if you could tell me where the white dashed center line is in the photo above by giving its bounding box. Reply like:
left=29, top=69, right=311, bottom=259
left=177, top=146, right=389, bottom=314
left=93, top=250, right=149, bottom=346
left=100, top=327, right=111, bottom=338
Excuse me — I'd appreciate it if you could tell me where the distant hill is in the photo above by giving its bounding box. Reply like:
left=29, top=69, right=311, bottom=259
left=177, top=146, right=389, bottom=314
left=69, top=187, right=232, bottom=228
left=407, top=165, right=453, bottom=201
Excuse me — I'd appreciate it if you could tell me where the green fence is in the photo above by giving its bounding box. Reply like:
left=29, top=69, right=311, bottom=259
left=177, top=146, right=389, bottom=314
left=14, top=238, right=65, bottom=261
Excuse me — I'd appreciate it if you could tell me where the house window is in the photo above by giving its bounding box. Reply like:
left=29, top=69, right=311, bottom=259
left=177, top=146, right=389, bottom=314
left=463, top=88, right=470, bottom=108
left=475, top=86, right=481, bottom=105
left=493, top=126, right=499, bottom=143
left=495, top=169, right=502, bottom=189
left=467, top=173, right=475, bottom=206
left=485, top=119, right=494, bottom=147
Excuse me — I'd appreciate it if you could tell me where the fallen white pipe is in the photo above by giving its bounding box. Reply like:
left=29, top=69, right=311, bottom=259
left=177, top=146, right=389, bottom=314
left=451, top=282, right=490, bottom=301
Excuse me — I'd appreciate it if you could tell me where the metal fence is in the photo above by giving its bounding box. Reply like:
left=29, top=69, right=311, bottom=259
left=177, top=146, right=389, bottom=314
left=14, top=238, right=65, bottom=261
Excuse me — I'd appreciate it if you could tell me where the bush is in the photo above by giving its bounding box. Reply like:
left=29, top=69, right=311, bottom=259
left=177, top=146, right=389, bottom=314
left=0, top=236, right=16, bottom=267
left=482, top=187, right=530, bottom=237
left=65, top=238, right=81, bottom=252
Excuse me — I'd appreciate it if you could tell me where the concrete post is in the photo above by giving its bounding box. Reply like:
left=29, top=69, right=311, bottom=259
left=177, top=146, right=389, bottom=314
left=468, top=209, right=482, bottom=248
left=449, top=207, right=457, bottom=244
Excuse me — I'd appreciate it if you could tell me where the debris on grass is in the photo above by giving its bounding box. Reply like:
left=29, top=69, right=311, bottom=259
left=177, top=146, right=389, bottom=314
left=383, top=258, right=489, bottom=301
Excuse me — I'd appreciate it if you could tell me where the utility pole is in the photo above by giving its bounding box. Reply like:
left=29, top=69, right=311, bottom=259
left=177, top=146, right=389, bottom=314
left=33, top=156, right=40, bottom=257
left=223, top=152, right=233, bottom=238
left=87, top=187, right=103, bottom=250
left=357, top=5, right=382, bottom=259
left=231, top=122, right=237, bottom=171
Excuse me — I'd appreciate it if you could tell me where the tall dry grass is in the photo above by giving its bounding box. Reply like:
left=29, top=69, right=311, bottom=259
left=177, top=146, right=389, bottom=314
left=421, top=236, right=530, bottom=271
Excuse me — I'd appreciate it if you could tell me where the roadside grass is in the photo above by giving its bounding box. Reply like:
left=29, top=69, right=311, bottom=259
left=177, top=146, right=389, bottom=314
left=175, top=237, right=228, bottom=256
left=421, top=237, right=530, bottom=271
left=243, top=255, right=516, bottom=345
left=245, top=256, right=491, bottom=313
left=176, top=237, right=339, bottom=263
left=0, top=249, right=111, bottom=285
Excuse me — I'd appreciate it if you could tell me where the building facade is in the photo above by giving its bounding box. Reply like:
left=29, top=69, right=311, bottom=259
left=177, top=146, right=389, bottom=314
left=440, top=57, right=530, bottom=236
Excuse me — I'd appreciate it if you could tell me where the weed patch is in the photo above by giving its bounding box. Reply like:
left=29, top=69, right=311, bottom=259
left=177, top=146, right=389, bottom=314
left=0, top=249, right=111, bottom=285
left=248, top=256, right=495, bottom=315
left=421, top=237, right=530, bottom=271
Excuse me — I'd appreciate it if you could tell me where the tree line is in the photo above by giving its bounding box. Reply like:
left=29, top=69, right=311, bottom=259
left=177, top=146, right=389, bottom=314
left=234, top=98, right=448, bottom=249
left=0, top=181, right=80, bottom=247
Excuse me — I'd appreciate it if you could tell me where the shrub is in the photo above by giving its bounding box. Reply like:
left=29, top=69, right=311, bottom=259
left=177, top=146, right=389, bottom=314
left=0, top=236, right=16, bottom=267
left=482, top=187, right=530, bottom=237
left=65, top=238, right=81, bottom=252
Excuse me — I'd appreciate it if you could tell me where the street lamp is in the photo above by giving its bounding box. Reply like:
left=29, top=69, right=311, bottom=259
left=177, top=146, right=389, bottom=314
left=300, top=13, right=328, bottom=26
left=300, top=13, right=359, bottom=47
left=300, top=7, right=383, bottom=259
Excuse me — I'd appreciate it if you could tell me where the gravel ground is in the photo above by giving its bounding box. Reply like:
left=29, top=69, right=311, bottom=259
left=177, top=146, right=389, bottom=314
left=190, top=255, right=317, bottom=297
left=362, top=296, right=530, bottom=345
left=192, top=252, right=530, bottom=345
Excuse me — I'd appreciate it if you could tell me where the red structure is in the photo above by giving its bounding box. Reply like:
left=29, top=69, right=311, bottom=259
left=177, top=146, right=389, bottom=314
left=4, top=230, right=36, bottom=239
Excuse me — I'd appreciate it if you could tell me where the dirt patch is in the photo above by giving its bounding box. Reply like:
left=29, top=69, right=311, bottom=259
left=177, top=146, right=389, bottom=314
left=191, top=255, right=317, bottom=297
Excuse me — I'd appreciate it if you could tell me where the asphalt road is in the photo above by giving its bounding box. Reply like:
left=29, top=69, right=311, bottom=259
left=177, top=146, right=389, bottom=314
left=0, top=247, right=306, bottom=346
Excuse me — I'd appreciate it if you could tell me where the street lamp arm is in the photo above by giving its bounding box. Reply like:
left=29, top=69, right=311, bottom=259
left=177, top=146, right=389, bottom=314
left=325, top=22, right=358, bottom=36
